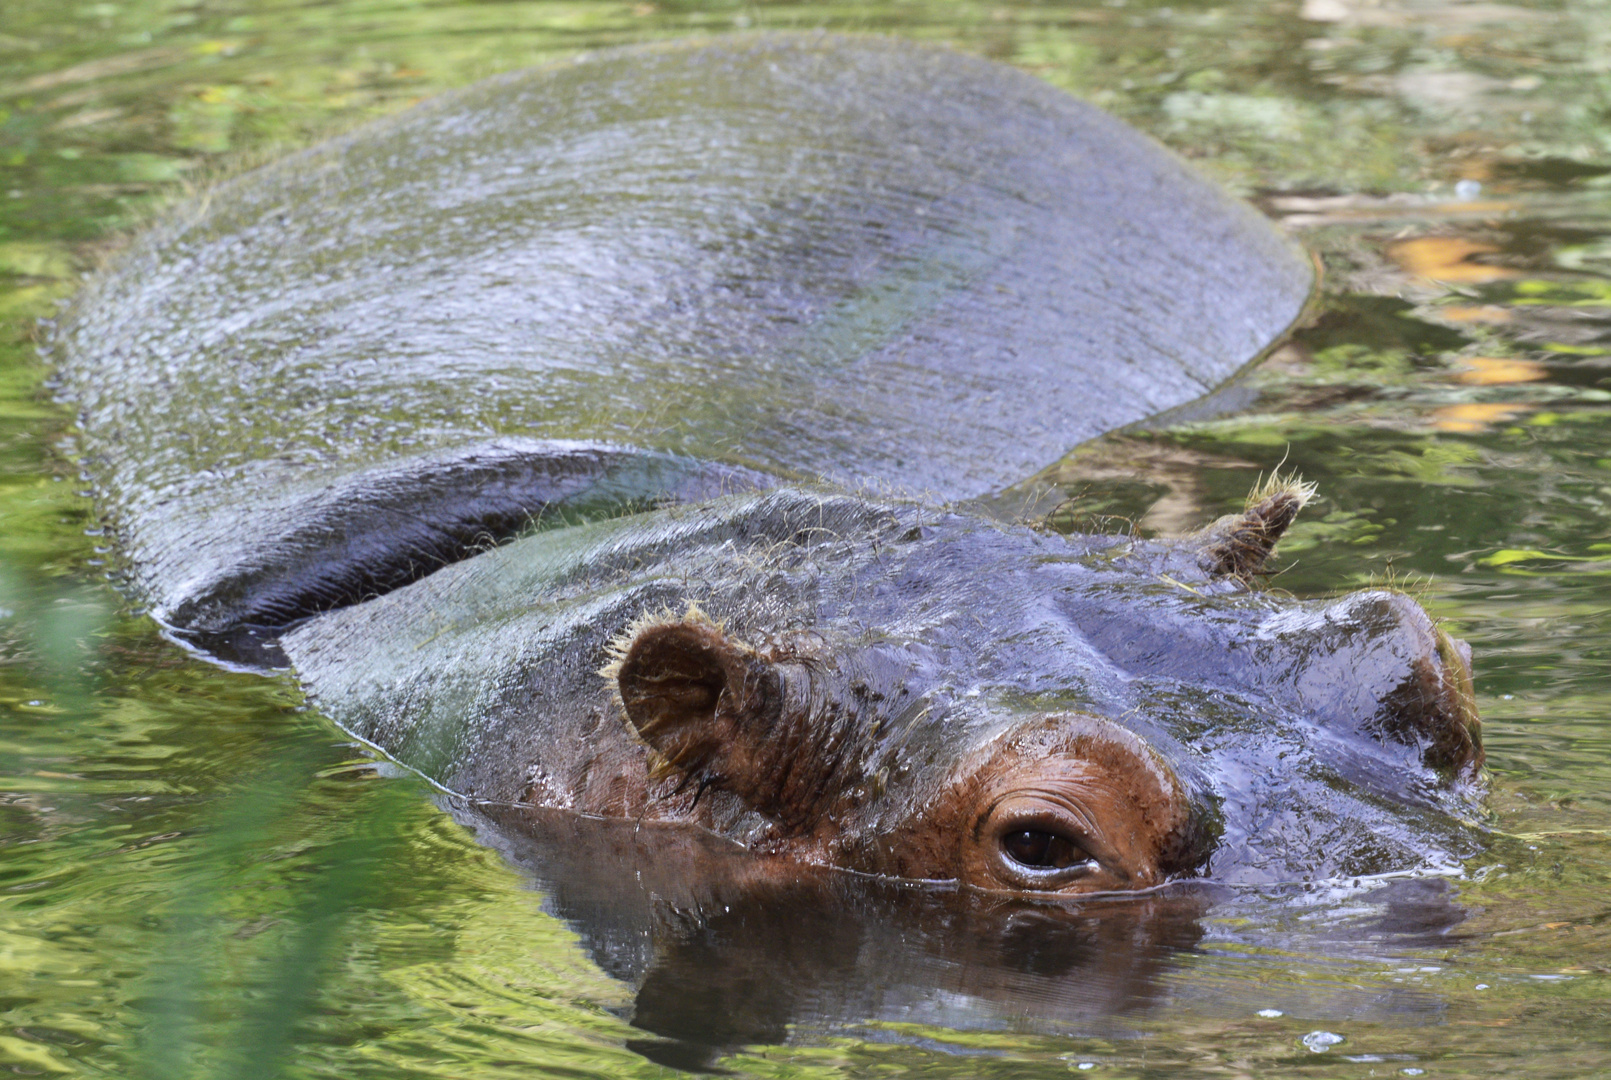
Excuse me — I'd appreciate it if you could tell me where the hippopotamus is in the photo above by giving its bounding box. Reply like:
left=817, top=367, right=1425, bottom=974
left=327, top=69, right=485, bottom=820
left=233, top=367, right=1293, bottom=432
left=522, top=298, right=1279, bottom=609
left=52, top=33, right=1485, bottom=900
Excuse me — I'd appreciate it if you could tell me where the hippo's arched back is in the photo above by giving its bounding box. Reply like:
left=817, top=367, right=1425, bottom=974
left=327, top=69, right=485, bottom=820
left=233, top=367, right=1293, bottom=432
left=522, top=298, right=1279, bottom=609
left=56, top=34, right=1311, bottom=640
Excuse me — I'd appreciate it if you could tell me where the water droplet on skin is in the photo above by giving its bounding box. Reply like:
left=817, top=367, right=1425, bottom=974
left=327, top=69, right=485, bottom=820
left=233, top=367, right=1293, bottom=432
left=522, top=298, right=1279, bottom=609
left=1256, top=1008, right=1284, bottom=1018
left=1302, top=1031, right=1345, bottom=1052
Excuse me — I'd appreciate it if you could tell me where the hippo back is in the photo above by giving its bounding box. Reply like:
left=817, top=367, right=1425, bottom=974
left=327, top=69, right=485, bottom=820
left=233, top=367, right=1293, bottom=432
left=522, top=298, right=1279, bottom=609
left=53, top=33, right=1311, bottom=638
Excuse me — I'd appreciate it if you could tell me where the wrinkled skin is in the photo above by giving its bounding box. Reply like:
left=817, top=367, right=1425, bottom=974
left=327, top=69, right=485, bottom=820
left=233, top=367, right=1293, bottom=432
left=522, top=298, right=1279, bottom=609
left=51, top=34, right=1483, bottom=910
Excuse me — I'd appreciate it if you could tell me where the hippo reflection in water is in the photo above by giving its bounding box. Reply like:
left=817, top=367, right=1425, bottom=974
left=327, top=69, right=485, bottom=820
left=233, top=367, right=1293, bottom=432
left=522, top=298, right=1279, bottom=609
left=56, top=36, right=1484, bottom=915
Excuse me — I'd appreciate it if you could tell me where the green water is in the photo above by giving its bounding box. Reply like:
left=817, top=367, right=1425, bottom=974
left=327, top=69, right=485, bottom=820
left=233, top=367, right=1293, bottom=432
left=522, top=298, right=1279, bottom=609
left=3, top=0, right=1610, bottom=1076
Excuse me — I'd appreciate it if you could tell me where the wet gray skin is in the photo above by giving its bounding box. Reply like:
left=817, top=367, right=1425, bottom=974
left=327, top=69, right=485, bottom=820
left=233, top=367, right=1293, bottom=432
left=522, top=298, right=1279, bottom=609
left=288, top=487, right=1484, bottom=887
left=50, top=34, right=1484, bottom=893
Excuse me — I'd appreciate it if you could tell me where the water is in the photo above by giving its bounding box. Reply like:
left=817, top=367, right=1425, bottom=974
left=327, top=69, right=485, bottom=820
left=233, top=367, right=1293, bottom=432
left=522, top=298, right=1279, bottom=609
left=3, top=0, right=1610, bottom=1075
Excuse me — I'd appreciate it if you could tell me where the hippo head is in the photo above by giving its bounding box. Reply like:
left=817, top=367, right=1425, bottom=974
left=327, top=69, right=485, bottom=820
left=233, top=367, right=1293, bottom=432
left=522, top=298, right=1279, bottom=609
left=604, top=481, right=1483, bottom=894
left=283, top=476, right=1483, bottom=894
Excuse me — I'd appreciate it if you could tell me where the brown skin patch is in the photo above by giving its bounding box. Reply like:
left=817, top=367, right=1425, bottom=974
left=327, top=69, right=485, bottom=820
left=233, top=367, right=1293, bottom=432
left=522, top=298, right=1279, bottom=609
left=612, top=620, right=1199, bottom=895
left=852, top=717, right=1196, bottom=896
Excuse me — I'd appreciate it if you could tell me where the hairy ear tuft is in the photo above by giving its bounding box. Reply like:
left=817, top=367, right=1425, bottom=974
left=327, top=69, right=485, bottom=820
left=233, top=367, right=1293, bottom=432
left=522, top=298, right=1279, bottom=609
left=1198, top=472, right=1316, bottom=580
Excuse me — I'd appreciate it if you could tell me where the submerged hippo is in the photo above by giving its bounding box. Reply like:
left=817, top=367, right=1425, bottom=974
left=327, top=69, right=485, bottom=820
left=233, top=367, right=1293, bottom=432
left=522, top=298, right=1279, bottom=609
left=53, top=34, right=1483, bottom=897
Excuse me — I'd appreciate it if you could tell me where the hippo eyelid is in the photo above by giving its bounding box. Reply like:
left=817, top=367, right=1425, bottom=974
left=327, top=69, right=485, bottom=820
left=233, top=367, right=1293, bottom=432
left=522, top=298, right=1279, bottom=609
left=981, top=798, right=1114, bottom=889
left=1011, top=858, right=1102, bottom=885
left=994, top=835, right=1101, bottom=888
left=1000, top=828, right=1099, bottom=875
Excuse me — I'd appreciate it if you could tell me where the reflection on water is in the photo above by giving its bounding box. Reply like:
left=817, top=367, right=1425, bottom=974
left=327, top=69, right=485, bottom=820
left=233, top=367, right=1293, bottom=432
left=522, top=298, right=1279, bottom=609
left=463, top=803, right=1489, bottom=1070
left=3, top=0, right=1611, bottom=1075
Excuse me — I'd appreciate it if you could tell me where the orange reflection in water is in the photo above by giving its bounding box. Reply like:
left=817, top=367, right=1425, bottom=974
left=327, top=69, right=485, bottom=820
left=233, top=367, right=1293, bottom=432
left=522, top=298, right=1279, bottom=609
left=1452, top=357, right=1549, bottom=386
left=1439, top=305, right=1514, bottom=324
left=1429, top=401, right=1538, bottom=432
left=1388, top=236, right=1518, bottom=283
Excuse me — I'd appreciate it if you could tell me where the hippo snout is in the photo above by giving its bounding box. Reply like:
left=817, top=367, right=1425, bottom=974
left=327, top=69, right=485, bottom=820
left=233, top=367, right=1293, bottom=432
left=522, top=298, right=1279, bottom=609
left=1424, top=624, right=1482, bottom=778
left=1268, top=590, right=1483, bottom=782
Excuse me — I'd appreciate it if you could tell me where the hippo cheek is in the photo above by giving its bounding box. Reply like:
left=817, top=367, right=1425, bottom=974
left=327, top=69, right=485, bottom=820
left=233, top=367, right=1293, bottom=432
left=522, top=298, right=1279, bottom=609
left=954, top=717, right=1197, bottom=896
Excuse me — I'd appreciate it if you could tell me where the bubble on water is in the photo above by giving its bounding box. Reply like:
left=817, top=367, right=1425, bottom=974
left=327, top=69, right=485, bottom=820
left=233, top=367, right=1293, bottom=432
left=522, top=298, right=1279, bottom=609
left=1256, top=1009, right=1284, bottom=1018
left=1302, top=1031, right=1345, bottom=1052
left=1476, top=983, right=1490, bottom=990
left=1402, top=1070, right=1425, bottom=1077
left=1454, top=179, right=1483, bottom=200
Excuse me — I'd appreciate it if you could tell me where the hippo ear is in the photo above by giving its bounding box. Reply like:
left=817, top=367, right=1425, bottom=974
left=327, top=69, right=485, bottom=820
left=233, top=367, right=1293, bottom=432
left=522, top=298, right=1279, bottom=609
left=1197, top=475, right=1316, bottom=580
left=609, top=611, right=847, bottom=834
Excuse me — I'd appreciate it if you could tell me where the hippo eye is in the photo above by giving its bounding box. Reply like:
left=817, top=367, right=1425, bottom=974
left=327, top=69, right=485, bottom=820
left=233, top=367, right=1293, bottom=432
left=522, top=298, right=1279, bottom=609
left=1001, top=828, right=1089, bottom=870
